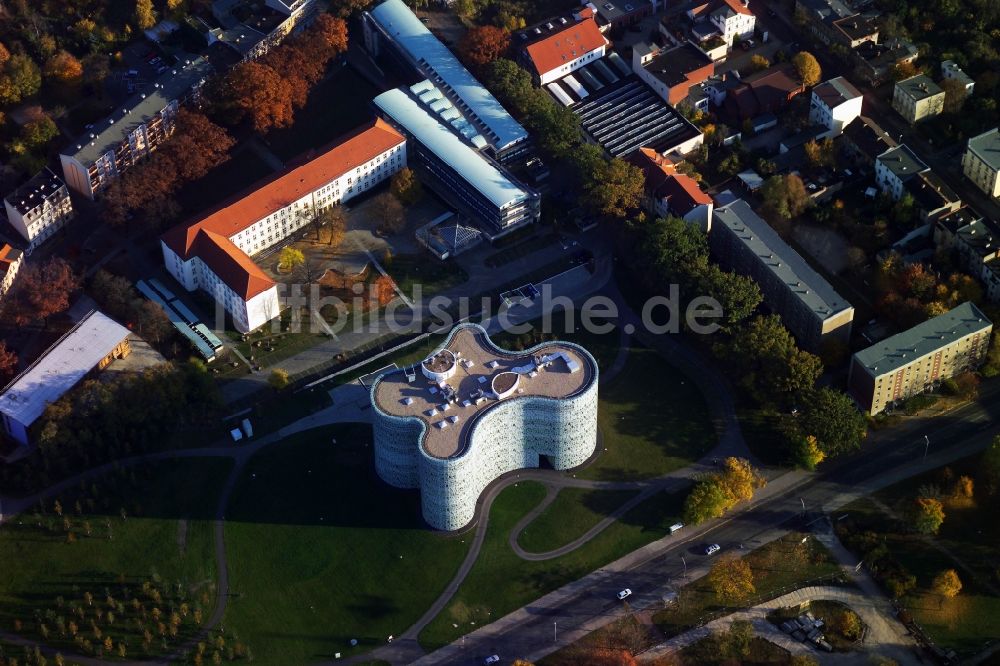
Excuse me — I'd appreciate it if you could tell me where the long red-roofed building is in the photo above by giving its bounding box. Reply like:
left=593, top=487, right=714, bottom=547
left=520, top=8, right=608, bottom=85
left=161, top=118, right=406, bottom=332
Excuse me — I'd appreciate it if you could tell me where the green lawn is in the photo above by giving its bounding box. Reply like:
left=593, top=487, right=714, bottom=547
left=836, top=455, right=1000, bottom=656
left=581, top=347, right=716, bottom=481
left=223, top=424, right=469, bottom=663
left=265, top=65, right=379, bottom=162
left=0, top=457, right=233, bottom=659
left=654, top=532, right=844, bottom=637
left=517, top=488, right=639, bottom=554
left=419, top=483, right=687, bottom=650
left=388, top=253, right=469, bottom=298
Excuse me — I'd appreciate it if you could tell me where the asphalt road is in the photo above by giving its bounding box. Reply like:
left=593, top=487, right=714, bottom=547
left=436, top=380, right=1000, bottom=666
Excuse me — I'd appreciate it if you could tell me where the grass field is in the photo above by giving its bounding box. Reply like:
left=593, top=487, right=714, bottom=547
left=517, top=488, right=639, bottom=554
left=653, top=532, right=843, bottom=637
left=419, top=483, right=687, bottom=650
left=223, top=424, right=469, bottom=663
left=389, top=253, right=469, bottom=298
left=0, top=457, right=233, bottom=658
left=265, top=65, right=379, bottom=162
left=836, top=454, right=1000, bottom=656
left=581, top=347, right=716, bottom=481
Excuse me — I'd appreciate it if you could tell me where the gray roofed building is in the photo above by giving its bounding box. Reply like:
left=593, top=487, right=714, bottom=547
left=962, top=128, right=1000, bottom=199
left=875, top=144, right=928, bottom=199
left=365, top=0, right=529, bottom=162
left=849, top=302, right=992, bottom=414
left=892, top=74, right=945, bottom=123
left=374, top=86, right=540, bottom=238
left=710, top=198, right=854, bottom=350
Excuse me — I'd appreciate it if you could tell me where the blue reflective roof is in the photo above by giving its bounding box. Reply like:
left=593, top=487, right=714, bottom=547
left=374, top=87, right=530, bottom=208
left=369, top=0, right=528, bottom=151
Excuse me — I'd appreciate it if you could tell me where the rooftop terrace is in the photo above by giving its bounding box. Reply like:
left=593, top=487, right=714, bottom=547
left=373, top=327, right=595, bottom=459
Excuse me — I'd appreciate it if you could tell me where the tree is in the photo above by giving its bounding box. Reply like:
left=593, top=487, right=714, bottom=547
left=268, top=368, right=290, bottom=391
left=6, top=258, right=79, bottom=326
left=458, top=26, right=509, bottom=69
left=793, top=435, right=826, bottom=470
left=760, top=174, right=811, bottom=221
left=804, top=138, right=835, bottom=168
left=799, top=387, right=867, bottom=456
left=136, top=301, right=171, bottom=344
left=0, top=340, right=17, bottom=380
left=892, top=60, right=920, bottom=81
left=683, top=478, right=730, bottom=524
left=44, top=51, right=83, bottom=83
left=390, top=167, right=423, bottom=205
left=698, top=265, right=762, bottom=329
left=585, top=158, right=644, bottom=219
left=912, top=497, right=945, bottom=535
left=222, top=61, right=295, bottom=133
left=931, top=569, right=962, bottom=598
left=683, top=458, right=764, bottom=524
left=278, top=247, right=305, bottom=272
left=373, top=274, right=396, bottom=306
left=791, top=51, right=821, bottom=87
left=719, top=315, right=822, bottom=402
left=370, top=192, right=406, bottom=234
left=835, top=609, right=862, bottom=640
left=708, top=555, right=755, bottom=604
left=748, top=54, right=770, bottom=72
left=716, top=457, right=766, bottom=505
left=980, top=436, right=1000, bottom=496
left=940, top=78, right=968, bottom=114
left=20, top=113, right=58, bottom=148
left=134, top=0, right=157, bottom=30
left=0, top=54, right=42, bottom=105
left=318, top=205, right=347, bottom=247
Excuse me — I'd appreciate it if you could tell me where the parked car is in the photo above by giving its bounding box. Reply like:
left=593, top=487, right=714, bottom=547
left=704, top=543, right=721, bottom=556
left=484, top=655, right=501, bottom=665
left=617, top=588, right=632, bottom=600
left=741, top=39, right=756, bottom=49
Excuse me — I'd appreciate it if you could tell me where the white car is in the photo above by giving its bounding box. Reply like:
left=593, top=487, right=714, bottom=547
left=617, top=588, right=632, bottom=600
left=704, top=543, right=721, bottom=556
left=483, top=656, right=500, bottom=665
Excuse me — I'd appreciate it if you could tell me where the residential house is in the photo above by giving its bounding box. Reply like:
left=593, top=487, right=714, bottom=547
left=849, top=302, right=991, bottom=415
left=587, top=0, right=655, bottom=30
left=0, top=241, right=24, bottom=299
left=941, top=60, right=974, bottom=94
left=875, top=144, right=927, bottom=200
left=892, top=74, right=945, bottom=124
left=687, top=0, right=756, bottom=49
left=631, top=41, right=715, bottom=106
left=3, top=168, right=75, bottom=252
left=724, top=63, right=805, bottom=119
left=851, top=38, right=918, bottom=86
left=626, top=148, right=713, bottom=231
left=839, top=115, right=896, bottom=166
left=961, top=128, right=1000, bottom=199
left=809, top=76, right=863, bottom=139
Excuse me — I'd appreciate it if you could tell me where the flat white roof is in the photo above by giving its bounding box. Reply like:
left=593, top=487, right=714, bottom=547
left=369, top=0, right=528, bottom=151
left=374, top=87, right=530, bottom=209
left=0, top=311, right=130, bottom=428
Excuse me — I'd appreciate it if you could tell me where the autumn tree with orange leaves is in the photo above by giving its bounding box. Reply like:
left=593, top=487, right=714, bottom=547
left=4, top=258, right=79, bottom=327
left=44, top=50, right=83, bottom=83
left=458, top=26, right=510, bottom=69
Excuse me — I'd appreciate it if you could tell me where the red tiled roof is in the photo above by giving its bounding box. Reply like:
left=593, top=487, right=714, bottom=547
left=192, top=230, right=276, bottom=300
left=0, top=244, right=19, bottom=277
left=721, top=0, right=753, bottom=16
left=525, top=16, right=608, bottom=77
left=161, top=119, right=405, bottom=300
left=627, top=148, right=710, bottom=215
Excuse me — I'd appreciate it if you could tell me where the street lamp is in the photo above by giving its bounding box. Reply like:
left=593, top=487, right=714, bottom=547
left=681, top=556, right=687, bottom=576
left=554, top=621, right=557, bottom=642
left=923, top=435, right=930, bottom=460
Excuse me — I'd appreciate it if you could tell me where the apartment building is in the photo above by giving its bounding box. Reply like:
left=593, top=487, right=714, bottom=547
left=849, top=302, right=992, bottom=415
left=687, top=0, right=756, bottom=48
left=840, top=115, right=896, bottom=166
left=60, top=57, right=213, bottom=199
left=711, top=198, right=854, bottom=351
left=892, top=74, right=945, bottom=124
left=631, top=42, right=715, bottom=106
left=374, top=86, right=540, bottom=240
left=520, top=8, right=609, bottom=85
left=0, top=310, right=131, bottom=445
left=3, top=168, right=75, bottom=252
left=875, top=145, right=927, bottom=200
left=809, top=76, right=863, bottom=139
left=626, top=148, right=713, bottom=231
left=933, top=209, right=1000, bottom=303
left=364, top=0, right=529, bottom=164
left=961, top=128, right=1000, bottom=199
left=161, top=119, right=407, bottom=333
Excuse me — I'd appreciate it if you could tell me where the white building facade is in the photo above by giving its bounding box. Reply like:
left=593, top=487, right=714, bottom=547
left=371, top=325, right=599, bottom=531
left=711, top=0, right=756, bottom=47
left=809, top=76, right=863, bottom=139
left=962, top=128, right=1000, bottom=199
left=3, top=168, right=75, bottom=252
